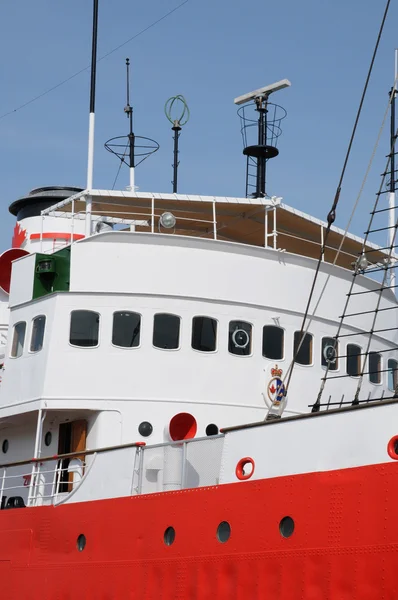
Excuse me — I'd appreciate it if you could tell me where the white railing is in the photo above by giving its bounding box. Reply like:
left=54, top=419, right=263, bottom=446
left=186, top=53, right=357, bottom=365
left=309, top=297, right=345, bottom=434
left=0, top=435, right=225, bottom=508
left=138, top=435, right=224, bottom=495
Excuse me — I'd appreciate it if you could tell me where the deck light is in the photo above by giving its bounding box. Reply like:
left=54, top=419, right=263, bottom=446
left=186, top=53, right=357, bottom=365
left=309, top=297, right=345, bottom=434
left=160, top=212, right=176, bottom=229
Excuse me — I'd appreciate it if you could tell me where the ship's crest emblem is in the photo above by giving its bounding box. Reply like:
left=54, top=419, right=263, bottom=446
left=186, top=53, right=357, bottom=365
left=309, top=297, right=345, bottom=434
left=267, top=365, right=285, bottom=405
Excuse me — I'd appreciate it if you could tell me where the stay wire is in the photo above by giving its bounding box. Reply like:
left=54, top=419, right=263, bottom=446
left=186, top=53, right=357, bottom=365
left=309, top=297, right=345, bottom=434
left=0, top=0, right=190, bottom=122
left=282, top=0, right=391, bottom=398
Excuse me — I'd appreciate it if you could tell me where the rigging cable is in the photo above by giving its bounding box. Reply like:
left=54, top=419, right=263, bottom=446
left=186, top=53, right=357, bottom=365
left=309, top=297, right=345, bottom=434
left=282, top=0, right=392, bottom=399
left=0, top=0, right=190, bottom=122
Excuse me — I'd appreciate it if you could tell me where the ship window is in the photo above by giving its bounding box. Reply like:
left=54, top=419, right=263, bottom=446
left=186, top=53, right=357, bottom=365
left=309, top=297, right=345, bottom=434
left=69, top=310, right=99, bottom=348
left=191, top=316, right=217, bottom=352
left=216, top=521, right=231, bottom=543
left=262, top=326, right=284, bottom=360
left=30, top=315, right=46, bottom=352
left=153, top=314, right=180, bottom=350
left=228, top=321, right=252, bottom=356
left=346, top=344, right=361, bottom=376
left=112, top=311, right=141, bottom=348
left=369, top=352, right=381, bottom=384
left=293, top=331, right=313, bottom=365
left=321, top=337, right=338, bottom=371
left=388, top=359, right=398, bottom=392
left=11, top=321, right=26, bottom=358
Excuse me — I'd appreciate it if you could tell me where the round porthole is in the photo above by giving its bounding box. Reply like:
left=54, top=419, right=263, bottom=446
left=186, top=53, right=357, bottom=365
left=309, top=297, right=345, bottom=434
left=138, top=421, right=153, bottom=437
left=387, top=435, right=398, bottom=460
left=216, top=521, right=231, bottom=543
left=279, top=516, right=295, bottom=538
left=77, top=534, right=86, bottom=552
left=44, top=431, right=52, bottom=447
left=2, top=440, right=9, bottom=454
left=235, top=457, right=255, bottom=481
left=205, top=423, right=219, bottom=436
left=164, top=526, right=175, bottom=546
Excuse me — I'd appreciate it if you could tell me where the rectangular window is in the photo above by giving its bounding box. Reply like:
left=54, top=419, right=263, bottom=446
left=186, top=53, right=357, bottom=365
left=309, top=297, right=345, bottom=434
left=153, top=314, right=180, bottom=349
left=228, top=321, right=252, bottom=356
left=321, top=337, right=338, bottom=371
left=112, top=312, right=141, bottom=348
left=11, top=322, right=26, bottom=358
left=262, top=325, right=284, bottom=360
left=191, top=316, right=217, bottom=352
left=30, top=315, right=46, bottom=352
left=70, top=310, right=99, bottom=347
left=388, top=359, right=398, bottom=392
left=369, top=352, right=381, bottom=384
left=293, top=331, right=313, bottom=365
left=346, top=344, right=361, bottom=376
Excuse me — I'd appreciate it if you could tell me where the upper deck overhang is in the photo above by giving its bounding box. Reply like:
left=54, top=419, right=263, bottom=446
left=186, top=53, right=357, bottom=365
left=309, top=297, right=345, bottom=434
left=40, top=188, right=390, bottom=271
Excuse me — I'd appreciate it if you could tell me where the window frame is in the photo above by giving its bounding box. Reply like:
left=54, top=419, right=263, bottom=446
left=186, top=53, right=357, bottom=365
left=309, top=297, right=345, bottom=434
left=388, top=358, right=398, bottom=392
left=10, top=321, right=27, bottom=359
left=293, top=330, right=313, bottom=366
left=111, top=310, right=142, bottom=349
left=368, top=351, right=382, bottom=385
left=321, top=336, right=339, bottom=371
left=152, top=313, right=181, bottom=351
left=262, top=325, right=285, bottom=361
left=346, top=343, right=362, bottom=377
left=228, top=320, right=253, bottom=357
left=69, top=310, right=100, bottom=349
left=29, top=315, right=46, bottom=354
left=191, top=315, right=218, bottom=354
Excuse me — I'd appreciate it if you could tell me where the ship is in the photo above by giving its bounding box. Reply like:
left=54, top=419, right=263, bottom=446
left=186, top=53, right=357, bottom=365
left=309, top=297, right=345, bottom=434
left=0, top=1, right=397, bottom=598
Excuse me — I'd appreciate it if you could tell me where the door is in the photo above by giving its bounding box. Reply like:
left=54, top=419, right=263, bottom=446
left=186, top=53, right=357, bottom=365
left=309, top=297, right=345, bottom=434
left=58, top=419, right=87, bottom=492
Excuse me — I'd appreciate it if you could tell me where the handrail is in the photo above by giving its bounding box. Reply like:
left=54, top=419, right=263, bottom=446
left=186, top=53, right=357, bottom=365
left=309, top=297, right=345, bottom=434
left=0, top=440, right=146, bottom=470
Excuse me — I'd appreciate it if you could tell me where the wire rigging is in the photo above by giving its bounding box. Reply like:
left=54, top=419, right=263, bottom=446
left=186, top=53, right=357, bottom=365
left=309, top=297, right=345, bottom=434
left=282, top=0, right=392, bottom=398
left=0, top=0, right=190, bottom=122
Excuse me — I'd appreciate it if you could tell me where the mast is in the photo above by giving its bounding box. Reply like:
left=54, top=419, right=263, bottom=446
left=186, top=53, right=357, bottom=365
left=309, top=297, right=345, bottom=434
left=85, top=0, right=99, bottom=236
left=388, top=49, right=397, bottom=289
left=125, top=58, right=135, bottom=191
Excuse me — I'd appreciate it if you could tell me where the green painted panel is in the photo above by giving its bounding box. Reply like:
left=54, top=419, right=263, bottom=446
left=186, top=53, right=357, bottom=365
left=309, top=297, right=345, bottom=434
left=33, top=248, right=70, bottom=299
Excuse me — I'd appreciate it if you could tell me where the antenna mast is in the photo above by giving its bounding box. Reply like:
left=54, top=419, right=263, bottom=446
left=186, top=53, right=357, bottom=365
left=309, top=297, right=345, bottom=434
left=124, top=58, right=135, bottom=191
left=235, top=79, right=290, bottom=198
left=85, top=0, right=99, bottom=237
left=389, top=49, right=398, bottom=290
left=105, top=59, right=159, bottom=189
left=165, top=96, right=190, bottom=193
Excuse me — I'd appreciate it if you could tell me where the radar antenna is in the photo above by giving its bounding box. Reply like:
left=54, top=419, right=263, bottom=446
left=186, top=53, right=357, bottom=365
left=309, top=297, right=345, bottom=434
left=105, top=58, right=159, bottom=191
left=165, top=95, right=190, bottom=193
left=235, top=79, right=290, bottom=198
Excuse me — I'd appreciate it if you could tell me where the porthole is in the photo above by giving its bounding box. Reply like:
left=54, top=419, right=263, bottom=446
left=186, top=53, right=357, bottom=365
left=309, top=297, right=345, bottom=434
left=76, top=534, right=86, bottom=552
left=2, top=440, right=9, bottom=454
left=279, top=516, right=295, bottom=538
left=44, top=432, right=52, bottom=447
left=205, top=423, right=219, bottom=436
left=164, top=526, right=175, bottom=546
left=216, top=521, right=231, bottom=543
left=138, top=421, right=153, bottom=437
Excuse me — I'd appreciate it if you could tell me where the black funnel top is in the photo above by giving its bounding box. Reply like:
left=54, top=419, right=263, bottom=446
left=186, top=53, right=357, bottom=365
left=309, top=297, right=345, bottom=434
left=9, top=186, right=83, bottom=220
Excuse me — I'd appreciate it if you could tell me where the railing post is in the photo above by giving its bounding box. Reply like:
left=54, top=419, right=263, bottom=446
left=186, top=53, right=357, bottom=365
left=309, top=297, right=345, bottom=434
left=180, top=441, right=187, bottom=489
left=0, top=468, right=6, bottom=506
left=273, top=206, right=277, bottom=249
left=137, top=446, right=144, bottom=495
left=212, top=201, right=217, bottom=240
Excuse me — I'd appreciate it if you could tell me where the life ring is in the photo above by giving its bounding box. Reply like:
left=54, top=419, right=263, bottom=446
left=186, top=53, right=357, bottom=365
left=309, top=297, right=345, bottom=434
left=235, top=457, right=255, bottom=480
left=387, top=435, right=398, bottom=460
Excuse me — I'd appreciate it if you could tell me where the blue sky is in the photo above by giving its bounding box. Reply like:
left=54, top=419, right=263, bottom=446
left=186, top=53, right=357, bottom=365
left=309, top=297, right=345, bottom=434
left=0, top=0, right=396, bottom=251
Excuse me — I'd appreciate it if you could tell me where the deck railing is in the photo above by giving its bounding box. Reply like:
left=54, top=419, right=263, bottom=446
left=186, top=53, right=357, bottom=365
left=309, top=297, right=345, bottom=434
left=0, top=435, right=225, bottom=508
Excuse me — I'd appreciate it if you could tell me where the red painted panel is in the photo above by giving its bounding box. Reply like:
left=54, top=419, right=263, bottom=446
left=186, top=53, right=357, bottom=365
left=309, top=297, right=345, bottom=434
left=0, top=462, right=397, bottom=598
left=29, top=232, right=85, bottom=240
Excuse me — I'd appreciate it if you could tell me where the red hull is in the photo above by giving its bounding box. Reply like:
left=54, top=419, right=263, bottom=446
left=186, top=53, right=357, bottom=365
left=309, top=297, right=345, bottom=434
left=1, top=461, right=397, bottom=599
